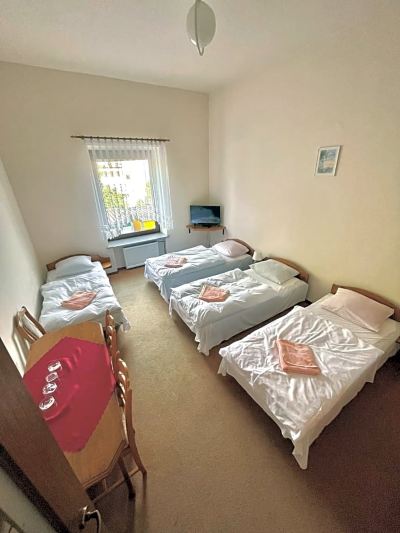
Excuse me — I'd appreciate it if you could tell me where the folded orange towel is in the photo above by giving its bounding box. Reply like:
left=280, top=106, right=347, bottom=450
left=62, top=291, right=97, bottom=310
left=199, top=284, right=230, bottom=302
left=277, top=339, right=320, bottom=375
left=165, top=256, right=188, bottom=268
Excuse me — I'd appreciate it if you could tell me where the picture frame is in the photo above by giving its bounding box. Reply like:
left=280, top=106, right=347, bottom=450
left=315, top=145, right=341, bottom=176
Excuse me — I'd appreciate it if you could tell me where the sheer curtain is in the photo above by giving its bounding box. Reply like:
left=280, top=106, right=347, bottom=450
left=85, top=137, right=173, bottom=240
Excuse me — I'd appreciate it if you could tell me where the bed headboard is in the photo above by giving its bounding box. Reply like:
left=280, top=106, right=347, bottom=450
left=271, top=257, right=309, bottom=283
left=331, top=284, right=400, bottom=322
left=224, top=238, right=255, bottom=257
left=46, top=254, right=112, bottom=271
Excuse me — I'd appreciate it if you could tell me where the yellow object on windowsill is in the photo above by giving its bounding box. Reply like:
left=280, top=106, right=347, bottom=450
left=142, top=220, right=156, bottom=230
left=132, top=219, right=142, bottom=231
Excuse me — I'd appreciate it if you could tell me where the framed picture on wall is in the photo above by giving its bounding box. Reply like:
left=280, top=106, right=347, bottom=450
left=315, top=145, right=341, bottom=176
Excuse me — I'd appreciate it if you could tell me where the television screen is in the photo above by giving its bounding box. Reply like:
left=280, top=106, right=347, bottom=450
left=190, top=205, right=221, bottom=226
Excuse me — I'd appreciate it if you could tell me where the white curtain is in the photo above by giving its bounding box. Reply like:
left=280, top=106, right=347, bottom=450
left=85, top=137, right=173, bottom=240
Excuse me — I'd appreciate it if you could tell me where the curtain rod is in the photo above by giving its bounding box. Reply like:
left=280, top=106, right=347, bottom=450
left=71, top=135, right=170, bottom=142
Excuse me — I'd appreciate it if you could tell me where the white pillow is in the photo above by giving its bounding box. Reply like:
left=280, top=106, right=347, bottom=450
left=321, top=288, right=394, bottom=332
left=250, top=259, right=299, bottom=285
left=212, top=240, right=249, bottom=258
left=54, top=255, right=94, bottom=278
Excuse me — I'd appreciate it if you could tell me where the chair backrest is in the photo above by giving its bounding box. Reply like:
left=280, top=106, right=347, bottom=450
left=115, top=358, right=136, bottom=447
left=104, top=311, right=139, bottom=459
left=105, top=312, right=120, bottom=380
left=115, top=358, right=130, bottom=404
left=105, top=309, right=115, bottom=330
left=16, top=307, right=46, bottom=345
left=114, top=356, right=146, bottom=475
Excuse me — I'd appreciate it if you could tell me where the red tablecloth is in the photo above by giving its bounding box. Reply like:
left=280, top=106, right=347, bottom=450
left=23, top=337, right=116, bottom=453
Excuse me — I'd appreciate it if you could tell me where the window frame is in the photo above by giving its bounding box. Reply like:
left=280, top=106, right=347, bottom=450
left=94, top=153, right=159, bottom=241
left=86, top=138, right=173, bottom=242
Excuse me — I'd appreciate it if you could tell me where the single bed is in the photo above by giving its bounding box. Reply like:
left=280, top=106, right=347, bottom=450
left=218, top=285, right=400, bottom=469
left=39, top=254, right=130, bottom=332
left=144, top=240, right=254, bottom=302
left=169, top=258, right=309, bottom=355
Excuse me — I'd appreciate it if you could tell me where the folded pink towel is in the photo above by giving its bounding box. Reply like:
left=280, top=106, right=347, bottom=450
left=199, top=284, right=230, bottom=302
left=277, top=339, right=320, bottom=375
left=165, top=256, right=188, bottom=268
left=62, top=291, right=97, bottom=310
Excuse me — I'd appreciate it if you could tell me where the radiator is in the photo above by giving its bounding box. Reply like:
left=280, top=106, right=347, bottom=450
left=123, top=241, right=160, bottom=269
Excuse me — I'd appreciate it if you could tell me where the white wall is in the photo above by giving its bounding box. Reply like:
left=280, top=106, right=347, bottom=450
left=0, top=159, right=43, bottom=373
left=210, top=29, right=400, bottom=303
left=2, top=23, right=399, bottom=307
left=0, top=467, right=55, bottom=533
left=0, top=62, right=209, bottom=267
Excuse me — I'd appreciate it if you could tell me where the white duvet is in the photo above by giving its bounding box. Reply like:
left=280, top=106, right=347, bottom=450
left=144, top=245, right=253, bottom=302
left=171, top=269, right=277, bottom=327
left=40, top=262, right=130, bottom=331
left=219, top=305, right=388, bottom=469
left=170, top=269, right=308, bottom=354
left=145, top=245, right=224, bottom=281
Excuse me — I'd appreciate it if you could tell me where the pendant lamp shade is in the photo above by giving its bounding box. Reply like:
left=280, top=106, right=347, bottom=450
left=186, top=0, right=216, bottom=56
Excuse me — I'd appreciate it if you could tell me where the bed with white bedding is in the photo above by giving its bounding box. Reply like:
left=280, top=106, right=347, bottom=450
left=144, top=243, right=254, bottom=302
left=40, top=261, right=130, bottom=332
left=169, top=265, right=308, bottom=354
left=218, top=288, right=400, bottom=469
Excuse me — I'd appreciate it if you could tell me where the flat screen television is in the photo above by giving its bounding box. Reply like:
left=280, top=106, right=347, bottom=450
left=190, top=205, right=221, bottom=227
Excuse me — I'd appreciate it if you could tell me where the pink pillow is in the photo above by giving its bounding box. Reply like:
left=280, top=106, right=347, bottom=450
left=212, top=240, right=249, bottom=258
left=321, top=288, right=393, bottom=332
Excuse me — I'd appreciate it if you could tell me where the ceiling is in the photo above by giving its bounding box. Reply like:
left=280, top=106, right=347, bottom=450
left=0, top=1, right=397, bottom=93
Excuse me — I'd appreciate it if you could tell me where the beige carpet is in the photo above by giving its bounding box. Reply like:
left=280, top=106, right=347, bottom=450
left=97, top=267, right=400, bottom=533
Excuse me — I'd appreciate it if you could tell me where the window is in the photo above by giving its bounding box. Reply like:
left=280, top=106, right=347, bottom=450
left=96, top=159, right=159, bottom=239
left=85, top=138, right=173, bottom=241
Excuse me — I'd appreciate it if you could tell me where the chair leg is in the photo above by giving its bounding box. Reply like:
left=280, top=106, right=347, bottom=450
left=118, top=457, right=135, bottom=499
left=124, top=385, right=147, bottom=476
left=130, top=437, right=147, bottom=476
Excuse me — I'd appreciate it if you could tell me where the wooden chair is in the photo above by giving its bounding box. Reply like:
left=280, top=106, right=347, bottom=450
left=16, top=306, right=46, bottom=345
left=88, top=312, right=146, bottom=501
left=88, top=356, right=146, bottom=502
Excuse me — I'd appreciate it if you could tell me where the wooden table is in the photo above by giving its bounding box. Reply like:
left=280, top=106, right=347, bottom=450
left=27, top=322, right=126, bottom=488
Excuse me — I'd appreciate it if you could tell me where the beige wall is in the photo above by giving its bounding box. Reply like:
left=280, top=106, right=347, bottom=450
left=0, top=62, right=209, bottom=267
left=210, top=33, right=400, bottom=303
left=1, top=29, right=399, bottom=306
left=0, top=159, right=43, bottom=373
left=0, top=467, right=55, bottom=533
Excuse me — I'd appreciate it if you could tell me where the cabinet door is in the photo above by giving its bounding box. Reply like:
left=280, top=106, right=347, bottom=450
left=0, top=339, right=108, bottom=533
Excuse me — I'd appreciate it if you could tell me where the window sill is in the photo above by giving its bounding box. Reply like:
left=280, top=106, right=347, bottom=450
left=106, top=232, right=168, bottom=249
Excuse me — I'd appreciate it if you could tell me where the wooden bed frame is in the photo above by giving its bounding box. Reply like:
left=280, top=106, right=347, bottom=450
left=46, top=254, right=112, bottom=272
left=331, top=284, right=400, bottom=322
left=270, top=257, right=309, bottom=283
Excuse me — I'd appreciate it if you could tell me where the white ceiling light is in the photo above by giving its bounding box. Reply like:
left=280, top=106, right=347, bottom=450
left=186, top=0, right=216, bottom=56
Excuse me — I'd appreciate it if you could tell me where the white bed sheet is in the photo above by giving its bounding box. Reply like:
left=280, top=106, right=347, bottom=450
left=40, top=262, right=130, bottom=331
left=144, top=245, right=253, bottom=302
left=169, top=269, right=308, bottom=354
left=218, top=301, right=400, bottom=469
left=308, top=294, right=400, bottom=353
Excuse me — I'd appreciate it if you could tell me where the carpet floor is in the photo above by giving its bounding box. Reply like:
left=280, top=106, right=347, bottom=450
left=97, top=267, right=400, bottom=533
